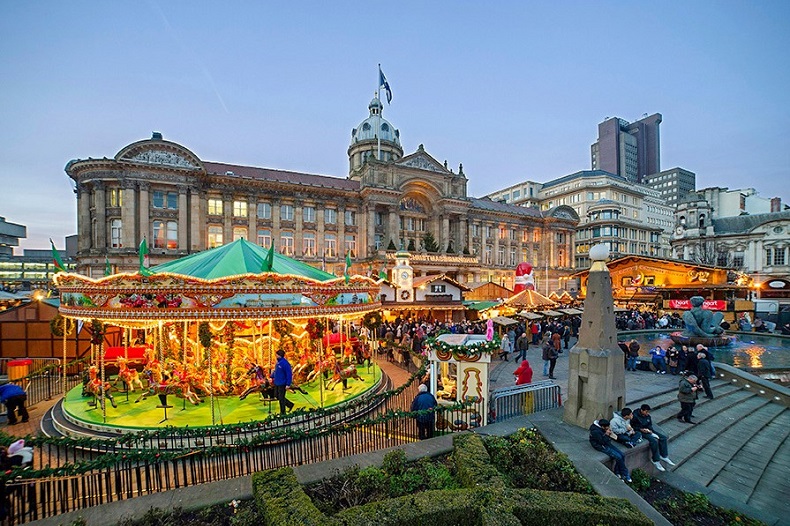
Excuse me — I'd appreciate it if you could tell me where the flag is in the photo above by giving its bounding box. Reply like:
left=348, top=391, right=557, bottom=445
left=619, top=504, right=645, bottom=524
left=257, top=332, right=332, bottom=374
left=104, top=256, right=112, bottom=277
left=379, top=65, right=392, bottom=104
left=138, top=238, right=152, bottom=276
left=344, top=250, right=352, bottom=284
left=378, top=265, right=387, bottom=281
left=50, top=238, right=66, bottom=273
left=262, top=242, right=275, bottom=272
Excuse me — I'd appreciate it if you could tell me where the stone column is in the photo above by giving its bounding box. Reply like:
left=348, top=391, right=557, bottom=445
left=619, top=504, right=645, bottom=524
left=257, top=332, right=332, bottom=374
left=77, top=183, right=91, bottom=252
left=178, top=188, right=188, bottom=251
left=189, top=188, right=204, bottom=251
left=138, top=182, right=150, bottom=246
left=492, top=222, right=500, bottom=267
left=272, top=200, right=281, bottom=251
left=248, top=196, right=257, bottom=244
left=93, top=181, right=106, bottom=250
left=317, top=207, right=325, bottom=257
left=459, top=217, right=468, bottom=254
left=223, top=193, right=233, bottom=243
left=564, top=244, right=625, bottom=428
left=366, top=205, right=376, bottom=255
left=294, top=200, right=303, bottom=257
left=441, top=215, right=450, bottom=253
left=121, top=181, right=136, bottom=250
left=337, top=204, right=346, bottom=256
left=388, top=205, right=399, bottom=248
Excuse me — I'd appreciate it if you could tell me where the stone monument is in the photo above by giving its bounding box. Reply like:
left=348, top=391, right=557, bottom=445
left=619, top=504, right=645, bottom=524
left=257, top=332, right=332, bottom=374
left=563, top=243, right=625, bottom=427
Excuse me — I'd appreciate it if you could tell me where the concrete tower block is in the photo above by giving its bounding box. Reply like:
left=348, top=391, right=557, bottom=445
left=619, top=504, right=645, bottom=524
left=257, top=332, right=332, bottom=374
left=563, top=244, right=625, bottom=428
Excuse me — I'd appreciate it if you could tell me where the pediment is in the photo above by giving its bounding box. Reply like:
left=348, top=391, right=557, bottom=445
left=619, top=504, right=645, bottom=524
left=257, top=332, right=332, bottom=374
left=397, top=149, right=448, bottom=174
left=116, top=139, right=203, bottom=171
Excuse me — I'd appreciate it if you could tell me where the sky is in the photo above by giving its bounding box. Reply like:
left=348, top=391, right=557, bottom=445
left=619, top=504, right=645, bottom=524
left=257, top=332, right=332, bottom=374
left=2, top=1, right=789, bottom=252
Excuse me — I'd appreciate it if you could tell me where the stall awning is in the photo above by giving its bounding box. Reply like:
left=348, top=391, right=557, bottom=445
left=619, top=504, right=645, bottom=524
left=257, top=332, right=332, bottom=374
left=515, top=311, right=543, bottom=320
left=490, top=316, right=519, bottom=326
left=540, top=310, right=564, bottom=317
left=559, top=308, right=583, bottom=315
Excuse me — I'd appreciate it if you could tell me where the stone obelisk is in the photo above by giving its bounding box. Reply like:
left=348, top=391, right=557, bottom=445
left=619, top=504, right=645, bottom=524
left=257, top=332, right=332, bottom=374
left=563, top=243, right=625, bottom=427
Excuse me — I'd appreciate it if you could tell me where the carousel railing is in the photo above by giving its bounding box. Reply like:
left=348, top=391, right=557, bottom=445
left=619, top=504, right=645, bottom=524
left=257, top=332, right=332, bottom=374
left=0, top=358, right=83, bottom=412
left=2, top=383, right=484, bottom=523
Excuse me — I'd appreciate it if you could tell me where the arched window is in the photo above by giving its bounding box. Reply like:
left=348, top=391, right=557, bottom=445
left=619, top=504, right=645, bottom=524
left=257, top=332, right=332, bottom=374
left=699, top=214, right=705, bottom=228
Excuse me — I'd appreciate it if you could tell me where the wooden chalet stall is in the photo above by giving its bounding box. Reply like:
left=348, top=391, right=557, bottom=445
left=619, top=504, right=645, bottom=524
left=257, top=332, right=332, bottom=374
left=571, top=255, right=754, bottom=322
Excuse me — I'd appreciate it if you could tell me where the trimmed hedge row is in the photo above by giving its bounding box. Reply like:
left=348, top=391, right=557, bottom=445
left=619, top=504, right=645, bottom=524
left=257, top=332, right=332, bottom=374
left=452, top=433, right=508, bottom=491
left=253, top=468, right=332, bottom=526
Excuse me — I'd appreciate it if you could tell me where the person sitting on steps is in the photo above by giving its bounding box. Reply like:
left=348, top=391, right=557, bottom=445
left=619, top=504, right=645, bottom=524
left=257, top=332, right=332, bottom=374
left=631, top=404, right=675, bottom=472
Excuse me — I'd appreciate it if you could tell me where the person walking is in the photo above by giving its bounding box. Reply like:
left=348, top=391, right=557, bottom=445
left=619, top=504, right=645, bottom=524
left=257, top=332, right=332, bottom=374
left=272, top=349, right=295, bottom=414
left=515, top=332, right=529, bottom=362
left=410, top=383, right=437, bottom=440
left=499, top=332, right=513, bottom=361
left=541, top=340, right=551, bottom=377
left=513, top=359, right=533, bottom=385
left=589, top=419, right=631, bottom=483
left=0, top=382, right=29, bottom=426
left=544, top=339, right=559, bottom=379
left=562, top=324, right=571, bottom=350
left=696, top=352, right=715, bottom=399
left=677, top=374, right=700, bottom=424
left=632, top=404, right=675, bottom=472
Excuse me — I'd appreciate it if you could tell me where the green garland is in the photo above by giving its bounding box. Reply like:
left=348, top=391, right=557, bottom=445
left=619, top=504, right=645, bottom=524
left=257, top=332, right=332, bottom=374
left=49, top=314, right=75, bottom=337
left=424, top=335, right=501, bottom=357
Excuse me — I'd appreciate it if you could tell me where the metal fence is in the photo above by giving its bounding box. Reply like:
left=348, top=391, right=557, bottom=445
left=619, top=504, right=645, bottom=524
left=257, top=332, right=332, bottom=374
left=489, top=380, right=562, bottom=423
left=0, top=358, right=82, bottom=412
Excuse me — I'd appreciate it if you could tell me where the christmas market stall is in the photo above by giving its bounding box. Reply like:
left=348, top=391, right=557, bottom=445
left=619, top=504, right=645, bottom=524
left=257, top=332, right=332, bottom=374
left=53, top=239, right=382, bottom=432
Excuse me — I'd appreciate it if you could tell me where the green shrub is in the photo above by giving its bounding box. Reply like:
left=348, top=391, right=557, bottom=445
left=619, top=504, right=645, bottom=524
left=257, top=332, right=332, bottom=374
left=629, top=468, right=651, bottom=492
left=453, top=433, right=507, bottom=490
left=253, top=468, right=332, bottom=526
left=381, top=448, right=407, bottom=476
left=679, top=492, right=711, bottom=514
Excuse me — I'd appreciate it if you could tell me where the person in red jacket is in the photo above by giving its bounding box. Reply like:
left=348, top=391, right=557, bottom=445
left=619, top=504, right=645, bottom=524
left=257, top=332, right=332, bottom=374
left=513, top=359, right=533, bottom=385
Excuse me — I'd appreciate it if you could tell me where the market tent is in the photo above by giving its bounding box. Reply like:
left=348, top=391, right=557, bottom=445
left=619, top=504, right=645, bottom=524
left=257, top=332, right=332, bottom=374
left=614, top=307, right=629, bottom=313
left=504, top=289, right=556, bottom=309
left=463, top=300, right=500, bottom=312
left=490, top=316, right=519, bottom=326
left=559, top=308, right=583, bottom=315
left=515, top=311, right=543, bottom=320
left=150, top=238, right=337, bottom=281
left=540, top=310, right=564, bottom=317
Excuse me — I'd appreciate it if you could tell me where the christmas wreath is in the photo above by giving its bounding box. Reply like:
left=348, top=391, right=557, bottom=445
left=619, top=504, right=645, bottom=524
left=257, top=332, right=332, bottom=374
left=401, top=290, right=411, bottom=300
left=362, top=311, right=383, bottom=331
left=50, top=314, right=75, bottom=337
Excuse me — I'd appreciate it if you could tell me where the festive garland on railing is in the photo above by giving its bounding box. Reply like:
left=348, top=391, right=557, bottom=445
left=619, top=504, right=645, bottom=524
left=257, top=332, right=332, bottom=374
left=423, top=334, right=501, bottom=357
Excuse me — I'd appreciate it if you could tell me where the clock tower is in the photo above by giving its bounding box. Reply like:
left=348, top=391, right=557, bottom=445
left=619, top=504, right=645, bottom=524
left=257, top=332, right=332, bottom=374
left=392, top=251, right=414, bottom=302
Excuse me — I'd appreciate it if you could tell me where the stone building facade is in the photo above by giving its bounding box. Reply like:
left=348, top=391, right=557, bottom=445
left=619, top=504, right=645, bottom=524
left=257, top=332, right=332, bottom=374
left=65, top=97, right=578, bottom=290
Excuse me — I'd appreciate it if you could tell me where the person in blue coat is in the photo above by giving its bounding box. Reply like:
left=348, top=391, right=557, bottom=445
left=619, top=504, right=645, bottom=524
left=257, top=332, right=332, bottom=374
left=0, top=382, right=29, bottom=425
left=410, top=383, right=438, bottom=439
left=272, top=350, right=294, bottom=414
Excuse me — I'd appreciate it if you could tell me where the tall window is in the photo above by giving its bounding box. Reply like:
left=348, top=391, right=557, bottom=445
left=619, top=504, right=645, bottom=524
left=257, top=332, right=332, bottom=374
left=325, top=234, right=337, bottom=258
left=257, top=203, right=271, bottom=220
left=208, top=225, right=223, bottom=247
left=110, top=219, right=122, bottom=248
left=375, top=211, right=384, bottom=226
left=344, top=210, right=356, bottom=226
left=280, top=231, right=294, bottom=256
left=153, top=191, right=178, bottom=209
left=233, top=226, right=247, bottom=241
left=325, top=209, right=337, bottom=224
left=257, top=229, right=271, bottom=248
left=774, top=247, right=786, bottom=266
left=153, top=220, right=166, bottom=248
left=498, top=246, right=505, bottom=266
left=153, top=221, right=177, bottom=249
left=499, top=227, right=506, bottom=239
left=208, top=198, right=223, bottom=215
left=303, top=206, right=316, bottom=223
left=345, top=235, right=357, bottom=257
left=510, top=247, right=517, bottom=266
left=166, top=221, right=177, bottom=249
left=485, top=245, right=492, bottom=265
left=280, top=204, right=294, bottom=221
left=303, top=233, right=316, bottom=257
left=233, top=201, right=247, bottom=217
left=374, top=233, right=384, bottom=250
left=109, top=189, right=123, bottom=207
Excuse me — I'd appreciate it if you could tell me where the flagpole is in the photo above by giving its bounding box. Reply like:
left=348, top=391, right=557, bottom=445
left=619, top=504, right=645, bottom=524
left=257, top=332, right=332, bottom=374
left=377, top=64, right=382, bottom=161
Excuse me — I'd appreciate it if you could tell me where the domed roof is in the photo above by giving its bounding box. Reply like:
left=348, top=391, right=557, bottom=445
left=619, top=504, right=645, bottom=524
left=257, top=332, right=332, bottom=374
left=350, top=96, right=400, bottom=146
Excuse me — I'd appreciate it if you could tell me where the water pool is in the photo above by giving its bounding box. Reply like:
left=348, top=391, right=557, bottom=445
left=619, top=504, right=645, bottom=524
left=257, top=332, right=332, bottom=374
left=622, top=332, right=790, bottom=370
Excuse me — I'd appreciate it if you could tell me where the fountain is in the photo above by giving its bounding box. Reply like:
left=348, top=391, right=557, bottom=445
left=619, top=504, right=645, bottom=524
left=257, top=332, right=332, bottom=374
left=670, top=295, right=735, bottom=347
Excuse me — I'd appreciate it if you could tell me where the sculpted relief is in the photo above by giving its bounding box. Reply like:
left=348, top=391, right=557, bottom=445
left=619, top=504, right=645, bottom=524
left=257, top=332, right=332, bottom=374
left=129, top=150, right=199, bottom=169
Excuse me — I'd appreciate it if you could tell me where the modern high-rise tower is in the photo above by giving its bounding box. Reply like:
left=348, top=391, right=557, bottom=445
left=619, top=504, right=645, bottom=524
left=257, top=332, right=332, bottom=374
left=590, top=114, right=661, bottom=184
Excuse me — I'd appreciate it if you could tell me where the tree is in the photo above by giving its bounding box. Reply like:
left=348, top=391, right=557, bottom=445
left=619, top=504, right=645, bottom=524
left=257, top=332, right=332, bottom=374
left=422, top=232, right=439, bottom=253
left=387, top=239, right=397, bottom=251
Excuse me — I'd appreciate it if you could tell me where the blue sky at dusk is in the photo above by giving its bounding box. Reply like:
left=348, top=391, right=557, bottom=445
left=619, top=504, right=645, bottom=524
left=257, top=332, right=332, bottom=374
left=1, top=1, right=788, bottom=250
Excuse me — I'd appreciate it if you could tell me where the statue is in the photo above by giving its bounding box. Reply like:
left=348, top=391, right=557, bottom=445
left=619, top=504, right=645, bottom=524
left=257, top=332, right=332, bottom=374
left=671, top=296, right=734, bottom=347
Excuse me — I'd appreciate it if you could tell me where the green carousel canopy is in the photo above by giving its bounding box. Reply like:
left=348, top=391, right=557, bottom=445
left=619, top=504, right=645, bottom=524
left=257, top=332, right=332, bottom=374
left=54, top=239, right=380, bottom=323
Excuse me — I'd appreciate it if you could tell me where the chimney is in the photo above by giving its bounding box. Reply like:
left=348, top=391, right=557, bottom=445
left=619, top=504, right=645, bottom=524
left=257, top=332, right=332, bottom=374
left=771, top=197, right=781, bottom=213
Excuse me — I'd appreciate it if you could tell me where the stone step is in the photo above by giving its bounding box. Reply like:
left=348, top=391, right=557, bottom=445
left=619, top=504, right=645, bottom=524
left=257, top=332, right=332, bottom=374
left=628, top=378, right=733, bottom=414
left=709, top=408, right=790, bottom=504
left=672, top=402, right=785, bottom=488
left=746, top=416, right=790, bottom=517
left=665, top=393, right=775, bottom=470
left=652, top=388, right=757, bottom=433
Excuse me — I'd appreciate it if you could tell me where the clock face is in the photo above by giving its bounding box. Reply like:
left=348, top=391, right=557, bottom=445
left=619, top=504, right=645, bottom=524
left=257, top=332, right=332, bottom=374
left=401, top=271, right=410, bottom=280
left=675, top=226, right=684, bottom=236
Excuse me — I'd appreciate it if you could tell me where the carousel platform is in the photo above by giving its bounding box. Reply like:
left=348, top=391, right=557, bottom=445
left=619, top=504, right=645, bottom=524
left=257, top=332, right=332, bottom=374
left=45, top=363, right=386, bottom=440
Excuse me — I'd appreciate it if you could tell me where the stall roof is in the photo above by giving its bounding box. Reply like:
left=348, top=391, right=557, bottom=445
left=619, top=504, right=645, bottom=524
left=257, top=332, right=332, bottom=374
left=559, top=308, right=583, bottom=315
left=504, top=289, right=556, bottom=309
left=490, top=316, right=519, bottom=326
left=463, top=300, right=500, bottom=311
left=540, top=310, right=564, bottom=317
left=515, top=311, right=543, bottom=320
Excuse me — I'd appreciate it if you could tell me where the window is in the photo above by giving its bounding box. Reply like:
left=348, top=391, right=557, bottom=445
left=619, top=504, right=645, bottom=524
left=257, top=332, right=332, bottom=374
left=257, top=203, right=271, bottom=220
left=498, top=246, right=506, bottom=264
left=303, top=232, right=316, bottom=257
left=325, top=208, right=337, bottom=224
left=257, top=229, right=271, bottom=248
left=485, top=226, right=492, bottom=238
left=109, top=189, right=123, bottom=207
left=208, top=198, right=223, bottom=215
left=510, top=247, right=517, bottom=266
left=153, top=220, right=166, bottom=249
left=345, top=235, right=357, bottom=257
left=774, top=247, right=786, bottom=266
left=208, top=226, right=223, bottom=248
left=533, top=230, right=541, bottom=242
left=303, top=206, right=316, bottom=223
left=375, top=211, right=385, bottom=226
left=280, top=204, right=294, bottom=221
left=485, top=245, right=492, bottom=265
left=430, top=284, right=446, bottom=293
left=733, top=252, right=744, bottom=268
left=153, top=191, right=178, bottom=209
left=110, top=219, right=122, bottom=248
left=499, top=227, right=506, bottom=239
left=325, top=234, right=337, bottom=258
left=166, top=221, right=177, bottom=249
left=280, top=231, right=294, bottom=256
left=522, top=230, right=529, bottom=243
left=233, top=201, right=247, bottom=217
left=233, top=226, right=247, bottom=241
left=344, top=210, right=356, bottom=226
left=374, top=233, right=384, bottom=250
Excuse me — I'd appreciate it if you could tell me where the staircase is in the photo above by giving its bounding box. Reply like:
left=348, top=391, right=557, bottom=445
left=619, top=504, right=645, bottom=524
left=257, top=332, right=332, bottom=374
left=629, top=376, right=790, bottom=520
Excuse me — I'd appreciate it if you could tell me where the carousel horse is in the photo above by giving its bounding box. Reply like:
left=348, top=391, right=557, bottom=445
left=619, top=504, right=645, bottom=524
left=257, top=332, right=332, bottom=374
left=86, top=365, right=118, bottom=409
left=239, top=363, right=276, bottom=401
left=113, top=356, right=144, bottom=393
left=136, top=362, right=200, bottom=406
left=326, top=363, right=364, bottom=391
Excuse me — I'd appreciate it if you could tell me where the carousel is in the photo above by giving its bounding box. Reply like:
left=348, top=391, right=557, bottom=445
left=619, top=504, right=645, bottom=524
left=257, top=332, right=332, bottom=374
left=52, top=239, right=384, bottom=435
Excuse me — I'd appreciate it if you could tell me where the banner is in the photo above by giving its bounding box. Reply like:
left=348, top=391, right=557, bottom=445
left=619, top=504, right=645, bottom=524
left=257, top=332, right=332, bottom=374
left=668, top=299, right=726, bottom=311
